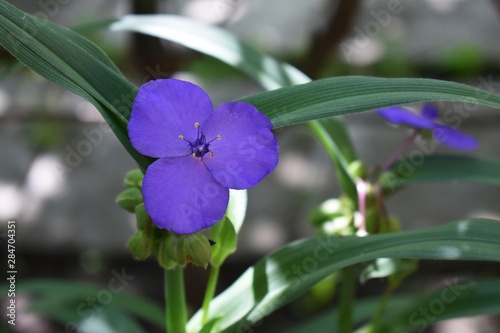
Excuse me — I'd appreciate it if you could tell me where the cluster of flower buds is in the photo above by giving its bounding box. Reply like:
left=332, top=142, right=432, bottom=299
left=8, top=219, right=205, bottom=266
left=117, top=169, right=212, bottom=269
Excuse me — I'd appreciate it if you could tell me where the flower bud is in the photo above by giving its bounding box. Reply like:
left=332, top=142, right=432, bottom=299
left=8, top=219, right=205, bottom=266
left=134, top=203, right=148, bottom=230
left=157, top=234, right=178, bottom=270
left=348, top=160, right=367, bottom=179
left=183, top=233, right=211, bottom=268
left=127, top=231, right=153, bottom=260
left=116, top=187, right=143, bottom=213
left=124, top=169, right=144, bottom=188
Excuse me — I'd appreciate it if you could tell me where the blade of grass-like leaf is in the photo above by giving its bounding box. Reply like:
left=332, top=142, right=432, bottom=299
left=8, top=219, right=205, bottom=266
left=381, top=155, right=500, bottom=192
left=78, top=308, right=147, bottom=333
left=288, top=296, right=412, bottom=333
left=17, top=280, right=164, bottom=329
left=111, top=15, right=310, bottom=91
left=238, top=76, right=500, bottom=128
left=289, top=279, right=500, bottom=333
left=0, top=2, right=152, bottom=170
left=187, top=219, right=500, bottom=332
left=377, top=279, right=500, bottom=333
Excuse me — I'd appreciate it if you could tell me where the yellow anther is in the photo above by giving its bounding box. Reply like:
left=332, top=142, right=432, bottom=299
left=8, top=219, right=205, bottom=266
left=192, top=153, right=196, bottom=157
left=178, top=135, right=184, bottom=139
left=217, top=135, right=221, bottom=140
left=194, top=122, right=200, bottom=128
left=210, top=152, right=214, bottom=158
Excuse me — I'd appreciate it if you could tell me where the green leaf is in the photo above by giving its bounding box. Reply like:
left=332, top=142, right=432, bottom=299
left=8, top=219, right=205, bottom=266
left=377, top=279, right=500, bottom=333
left=0, top=2, right=152, bottom=171
left=238, top=76, right=500, bottom=128
left=187, top=219, right=500, bottom=332
left=289, top=279, right=500, bottom=333
left=381, top=155, right=500, bottom=192
left=78, top=308, right=146, bottom=333
left=111, top=15, right=310, bottom=91
left=16, top=280, right=164, bottom=329
left=210, top=217, right=238, bottom=268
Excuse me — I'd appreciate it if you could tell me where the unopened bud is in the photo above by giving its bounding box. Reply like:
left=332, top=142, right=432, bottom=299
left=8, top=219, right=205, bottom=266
left=157, top=234, right=178, bottom=270
left=116, top=187, right=143, bottom=213
left=134, top=203, right=148, bottom=230
left=124, top=169, right=144, bottom=188
left=183, top=233, right=211, bottom=268
left=127, top=231, right=153, bottom=260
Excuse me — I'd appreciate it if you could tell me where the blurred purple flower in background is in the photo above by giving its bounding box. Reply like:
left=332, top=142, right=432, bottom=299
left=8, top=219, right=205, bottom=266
left=376, top=104, right=478, bottom=150
left=128, top=79, right=279, bottom=234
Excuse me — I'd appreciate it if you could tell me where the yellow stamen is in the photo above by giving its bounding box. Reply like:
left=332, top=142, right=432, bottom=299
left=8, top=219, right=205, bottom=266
left=192, top=153, right=196, bottom=157
left=210, top=152, right=214, bottom=158
left=217, top=135, right=221, bottom=140
left=194, top=122, right=200, bottom=128
left=178, top=135, right=184, bottom=139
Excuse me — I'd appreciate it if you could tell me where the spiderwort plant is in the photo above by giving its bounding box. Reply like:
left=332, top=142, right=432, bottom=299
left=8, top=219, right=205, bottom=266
left=128, top=79, right=279, bottom=235
left=376, top=104, right=478, bottom=172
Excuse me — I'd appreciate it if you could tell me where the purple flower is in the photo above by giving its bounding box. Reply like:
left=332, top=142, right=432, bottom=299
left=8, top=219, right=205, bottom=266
left=128, top=79, right=279, bottom=234
left=376, top=104, right=478, bottom=150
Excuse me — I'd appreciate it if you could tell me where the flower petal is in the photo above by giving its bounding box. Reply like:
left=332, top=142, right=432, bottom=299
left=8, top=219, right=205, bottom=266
left=432, top=125, right=479, bottom=150
left=421, top=104, right=440, bottom=120
left=142, top=156, right=229, bottom=234
left=376, top=106, right=435, bottom=129
left=203, top=102, right=279, bottom=189
left=128, top=79, right=213, bottom=158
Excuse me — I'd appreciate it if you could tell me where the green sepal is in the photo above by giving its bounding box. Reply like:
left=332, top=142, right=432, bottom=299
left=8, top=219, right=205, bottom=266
left=116, top=187, right=143, bottom=213
left=127, top=231, right=153, bottom=260
left=209, top=217, right=237, bottom=268
left=124, top=169, right=144, bottom=188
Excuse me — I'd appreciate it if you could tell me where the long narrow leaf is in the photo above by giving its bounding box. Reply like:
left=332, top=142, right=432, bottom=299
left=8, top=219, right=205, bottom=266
left=187, top=219, right=500, bottom=332
left=382, top=155, right=500, bottom=192
left=289, top=279, right=500, bottom=333
left=0, top=2, right=152, bottom=170
left=111, top=15, right=309, bottom=91
left=18, top=280, right=164, bottom=329
left=239, top=76, right=500, bottom=128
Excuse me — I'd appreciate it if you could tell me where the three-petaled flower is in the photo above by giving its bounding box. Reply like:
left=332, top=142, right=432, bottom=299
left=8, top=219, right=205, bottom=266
left=128, top=79, right=279, bottom=234
left=376, top=104, right=478, bottom=150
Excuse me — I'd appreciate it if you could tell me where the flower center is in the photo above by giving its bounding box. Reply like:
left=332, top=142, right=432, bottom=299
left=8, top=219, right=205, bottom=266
left=179, top=122, right=221, bottom=158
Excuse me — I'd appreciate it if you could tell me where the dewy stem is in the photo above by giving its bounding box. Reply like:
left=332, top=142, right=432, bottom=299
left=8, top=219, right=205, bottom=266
left=165, top=267, right=188, bottom=333
left=381, top=129, right=420, bottom=172
left=201, top=265, right=220, bottom=325
left=338, top=265, right=356, bottom=333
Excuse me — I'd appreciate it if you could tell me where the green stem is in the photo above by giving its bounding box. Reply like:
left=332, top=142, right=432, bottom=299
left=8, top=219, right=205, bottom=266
left=201, top=265, right=220, bottom=325
left=165, top=267, right=187, bottom=333
left=368, top=286, right=394, bottom=333
left=338, top=265, right=356, bottom=333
